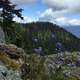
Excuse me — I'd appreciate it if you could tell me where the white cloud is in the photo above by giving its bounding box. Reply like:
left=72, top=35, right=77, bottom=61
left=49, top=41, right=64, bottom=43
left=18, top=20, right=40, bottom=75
left=55, top=16, right=80, bottom=26
left=55, top=17, right=70, bottom=25
left=39, top=8, right=67, bottom=18
left=13, top=16, right=37, bottom=23
left=69, top=19, right=80, bottom=25
left=56, top=17, right=80, bottom=26
left=39, top=8, right=55, bottom=23
left=43, top=0, right=80, bottom=13
left=40, top=8, right=53, bottom=18
left=11, top=0, right=80, bottom=26
left=38, top=8, right=67, bottom=24
left=38, top=8, right=80, bottom=26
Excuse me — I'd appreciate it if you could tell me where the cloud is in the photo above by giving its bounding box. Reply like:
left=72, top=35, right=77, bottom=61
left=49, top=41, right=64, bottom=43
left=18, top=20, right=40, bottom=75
left=11, top=0, right=80, bottom=26
left=55, top=17, right=80, bottom=26
left=39, top=8, right=55, bottom=23
left=39, top=8, right=67, bottom=18
left=38, top=8, right=66, bottom=24
left=69, top=19, right=80, bottom=25
left=55, top=17, right=69, bottom=25
left=13, top=16, right=37, bottom=23
left=38, top=8, right=80, bottom=26
left=11, top=0, right=37, bottom=5
left=43, top=0, right=80, bottom=13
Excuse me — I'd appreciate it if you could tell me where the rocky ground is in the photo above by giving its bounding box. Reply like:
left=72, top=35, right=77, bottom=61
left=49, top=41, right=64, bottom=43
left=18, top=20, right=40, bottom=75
left=0, top=44, right=80, bottom=80
left=21, top=52, right=80, bottom=80
left=0, top=44, right=25, bottom=80
left=45, top=52, right=80, bottom=80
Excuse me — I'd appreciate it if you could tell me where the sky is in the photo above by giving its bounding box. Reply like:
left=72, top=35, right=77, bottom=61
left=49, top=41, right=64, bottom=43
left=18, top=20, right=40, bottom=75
left=11, top=0, right=80, bottom=26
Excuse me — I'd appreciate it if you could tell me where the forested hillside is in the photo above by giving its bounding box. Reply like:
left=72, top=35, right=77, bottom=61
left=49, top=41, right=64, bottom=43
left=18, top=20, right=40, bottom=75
left=8, top=22, right=80, bottom=54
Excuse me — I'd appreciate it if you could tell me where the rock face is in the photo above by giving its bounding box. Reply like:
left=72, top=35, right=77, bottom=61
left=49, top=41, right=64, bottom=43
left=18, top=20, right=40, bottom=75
left=0, top=27, right=5, bottom=43
left=0, top=64, right=22, bottom=80
left=0, top=44, right=25, bottom=80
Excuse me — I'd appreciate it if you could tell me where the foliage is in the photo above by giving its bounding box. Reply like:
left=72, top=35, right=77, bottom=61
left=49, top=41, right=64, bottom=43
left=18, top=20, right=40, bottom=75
left=8, top=22, right=80, bottom=54
left=20, top=52, right=80, bottom=80
left=21, top=54, right=48, bottom=80
left=0, top=0, right=23, bottom=43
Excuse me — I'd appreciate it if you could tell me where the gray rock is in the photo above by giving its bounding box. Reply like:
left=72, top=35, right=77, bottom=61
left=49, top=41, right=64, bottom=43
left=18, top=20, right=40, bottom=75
left=0, top=27, right=5, bottom=43
left=0, top=64, right=22, bottom=80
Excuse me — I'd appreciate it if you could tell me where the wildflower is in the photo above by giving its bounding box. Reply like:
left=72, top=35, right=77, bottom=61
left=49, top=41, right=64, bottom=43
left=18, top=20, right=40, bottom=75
left=33, top=38, right=38, bottom=43
left=51, top=33, right=56, bottom=39
left=64, top=71, right=71, bottom=78
left=56, top=42, right=62, bottom=49
left=33, top=47, right=42, bottom=54
left=56, top=42, right=63, bottom=52
left=67, top=63, right=76, bottom=68
left=59, top=59, right=64, bottom=64
left=55, top=60, right=64, bottom=65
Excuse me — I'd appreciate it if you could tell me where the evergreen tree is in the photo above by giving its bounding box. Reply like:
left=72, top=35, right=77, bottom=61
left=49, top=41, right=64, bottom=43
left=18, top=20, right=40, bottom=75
left=0, top=0, right=23, bottom=43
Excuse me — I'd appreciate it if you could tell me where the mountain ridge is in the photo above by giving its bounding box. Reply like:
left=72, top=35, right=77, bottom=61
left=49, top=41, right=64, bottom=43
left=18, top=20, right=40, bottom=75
left=64, top=25, right=80, bottom=38
left=14, top=22, right=80, bottom=53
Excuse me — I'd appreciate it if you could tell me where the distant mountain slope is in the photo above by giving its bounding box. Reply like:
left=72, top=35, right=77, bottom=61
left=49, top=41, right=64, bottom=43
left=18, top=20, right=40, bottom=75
left=64, top=26, right=80, bottom=38
left=12, top=22, right=80, bottom=54
left=23, top=22, right=80, bottom=52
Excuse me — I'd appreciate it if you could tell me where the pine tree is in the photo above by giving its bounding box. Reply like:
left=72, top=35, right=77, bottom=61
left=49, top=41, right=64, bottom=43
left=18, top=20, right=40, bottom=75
left=0, top=0, right=23, bottom=43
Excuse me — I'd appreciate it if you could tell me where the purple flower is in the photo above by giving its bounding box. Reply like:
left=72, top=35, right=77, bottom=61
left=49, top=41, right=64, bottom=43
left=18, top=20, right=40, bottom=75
left=55, top=60, right=64, bottom=65
left=67, top=63, right=76, bottom=68
left=56, top=42, right=62, bottom=48
left=64, top=71, right=71, bottom=78
left=56, top=42, right=62, bottom=51
left=51, top=33, right=56, bottom=39
left=33, top=47, right=42, bottom=54
left=33, top=38, right=38, bottom=43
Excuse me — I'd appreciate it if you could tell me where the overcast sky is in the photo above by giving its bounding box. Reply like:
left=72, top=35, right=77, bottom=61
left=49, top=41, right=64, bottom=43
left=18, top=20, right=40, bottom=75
left=11, top=0, right=80, bottom=26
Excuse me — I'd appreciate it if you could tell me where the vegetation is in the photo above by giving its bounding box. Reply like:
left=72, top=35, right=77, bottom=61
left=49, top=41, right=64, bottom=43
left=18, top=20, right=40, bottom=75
left=7, top=22, right=80, bottom=54
left=20, top=52, right=80, bottom=80
left=0, top=0, right=23, bottom=43
left=0, top=1, right=80, bottom=80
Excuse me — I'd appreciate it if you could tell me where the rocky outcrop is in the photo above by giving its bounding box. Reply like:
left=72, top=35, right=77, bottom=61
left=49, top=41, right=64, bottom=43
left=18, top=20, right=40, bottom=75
left=0, top=44, right=25, bottom=80
left=0, top=44, right=25, bottom=60
left=0, top=64, right=22, bottom=80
